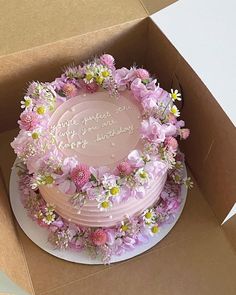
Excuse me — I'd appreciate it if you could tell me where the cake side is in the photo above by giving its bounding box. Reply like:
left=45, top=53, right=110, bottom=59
left=39, top=168, right=167, bottom=227
left=11, top=54, right=192, bottom=263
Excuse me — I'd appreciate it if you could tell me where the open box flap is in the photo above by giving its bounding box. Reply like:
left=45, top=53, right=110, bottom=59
left=0, top=0, right=147, bottom=56
left=140, top=0, right=177, bottom=14
left=0, top=0, right=176, bottom=57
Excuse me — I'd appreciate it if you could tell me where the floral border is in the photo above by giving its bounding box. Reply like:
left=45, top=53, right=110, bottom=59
left=11, top=54, right=191, bottom=212
left=18, top=157, right=190, bottom=264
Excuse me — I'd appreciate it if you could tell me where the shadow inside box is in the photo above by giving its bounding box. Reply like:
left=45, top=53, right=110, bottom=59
left=0, top=18, right=148, bottom=133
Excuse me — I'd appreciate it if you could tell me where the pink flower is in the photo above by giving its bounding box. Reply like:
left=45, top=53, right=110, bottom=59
left=62, top=83, right=79, bottom=97
left=135, top=68, right=150, bottom=80
left=71, top=164, right=91, bottom=189
left=18, top=111, right=39, bottom=131
left=91, top=229, right=107, bottom=246
left=165, top=137, right=178, bottom=152
left=114, top=67, right=136, bottom=90
left=141, top=117, right=166, bottom=143
left=100, top=54, right=115, bottom=70
left=116, top=161, right=133, bottom=175
left=80, top=80, right=99, bottom=93
left=127, top=150, right=144, bottom=168
left=180, top=128, right=190, bottom=139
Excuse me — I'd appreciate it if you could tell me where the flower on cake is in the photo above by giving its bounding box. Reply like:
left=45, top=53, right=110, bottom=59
left=91, top=229, right=107, bottom=246
left=179, top=128, right=190, bottom=140
left=62, top=82, right=79, bottom=97
left=127, top=150, right=145, bottom=168
left=116, top=161, right=133, bottom=176
left=165, top=136, right=178, bottom=153
left=148, top=224, right=159, bottom=236
left=142, top=208, right=157, bottom=224
left=135, top=168, right=150, bottom=185
left=71, top=164, right=91, bottom=190
left=170, top=89, right=181, bottom=101
left=141, top=117, right=166, bottom=143
left=169, top=105, right=180, bottom=117
left=18, top=110, right=40, bottom=131
left=21, top=96, right=33, bottom=109
left=100, top=54, right=115, bottom=70
left=97, top=199, right=113, bottom=211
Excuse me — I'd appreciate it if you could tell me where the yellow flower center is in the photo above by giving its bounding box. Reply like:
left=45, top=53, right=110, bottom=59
left=32, top=132, right=39, bottom=140
left=102, top=70, right=109, bottom=77
left=101, top=201, right=109, bottom=208
left=85, top=73, right=93, bottom=81
left=37, top=106, right=45, bottom=115
left=151, top=225, right=159, bottom=234
left=171, top=93, right=178, bottom=100
left=121, top=224, right=129, bottom=232
left=145, top=212, right=152, bottom=219
left=110, top=187, right=120, bottom=195
left=45, top=175, right=54, bottom=184
left=96, top=76, right=104, bottom=85
left=25, top=99, right=31, bottom=107
left=140, top=171, right=148, bottom=179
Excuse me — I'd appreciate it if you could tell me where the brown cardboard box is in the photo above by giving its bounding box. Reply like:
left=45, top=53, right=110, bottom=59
left=0, top=1, right=235, bottom=294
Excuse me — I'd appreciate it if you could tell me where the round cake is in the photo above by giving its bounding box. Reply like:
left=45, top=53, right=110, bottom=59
left=11, top=54, right=190, bottom=263
left=39, top=90, right=167, bottom=227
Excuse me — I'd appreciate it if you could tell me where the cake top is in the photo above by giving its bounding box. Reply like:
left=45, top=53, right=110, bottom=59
left=50, top=91, right=141, bottom=167
left=11, top=54, right=190, bottom=211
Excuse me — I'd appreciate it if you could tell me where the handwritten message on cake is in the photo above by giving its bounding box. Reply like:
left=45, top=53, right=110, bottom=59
left=49, top=92, right=141, bottom=165
left=51, top=105, right=134, bottom=152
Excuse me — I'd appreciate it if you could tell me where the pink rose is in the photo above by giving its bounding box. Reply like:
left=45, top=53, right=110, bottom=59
left=91, top=229, right=107, bottom=246
left=100, top=54, right=115, bottom=70
left=135, top=68, right=150, bottom=80
left=71, top=164, right=91, bottom=189
left=117, top=161, right=133, bottom=175
left=18, top=111, right=39, bottom=131
left=180, top=128, right=190, bottom=139
left=62, top=83, right=79, bottom=97
left=165, top=137, right=178, bottom=152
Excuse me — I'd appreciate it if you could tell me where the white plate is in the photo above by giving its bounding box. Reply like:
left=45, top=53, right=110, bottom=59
left=9, top=160, right=187, bottom=264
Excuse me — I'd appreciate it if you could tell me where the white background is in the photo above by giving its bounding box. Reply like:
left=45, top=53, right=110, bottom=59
left=152, top=0, right=236, bottom=127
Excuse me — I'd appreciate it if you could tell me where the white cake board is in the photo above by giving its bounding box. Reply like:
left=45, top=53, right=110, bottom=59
left=9, top=160, right=188, bottom=264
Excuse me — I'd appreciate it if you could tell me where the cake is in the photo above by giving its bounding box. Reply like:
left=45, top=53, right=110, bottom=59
left=11, top=54, right=191, bottom=263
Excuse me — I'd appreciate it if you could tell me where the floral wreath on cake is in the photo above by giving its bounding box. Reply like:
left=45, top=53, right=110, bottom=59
left=12, top=54, right=192, bottom=263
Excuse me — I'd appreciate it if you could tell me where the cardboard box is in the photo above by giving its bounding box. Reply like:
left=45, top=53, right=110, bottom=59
left=0, top=1, right=235, bottom=294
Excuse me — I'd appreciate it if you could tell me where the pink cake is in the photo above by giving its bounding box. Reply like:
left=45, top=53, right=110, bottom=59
left=11, top=54, right=190, bottom=263
left=40, top=91, right=167, bottom=227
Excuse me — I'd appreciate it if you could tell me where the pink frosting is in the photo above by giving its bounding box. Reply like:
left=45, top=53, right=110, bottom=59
left=39, top=168, right=167, bottom=227
left=50, top=91, right=142, bottom=167
left=39, top=90, right=168, bottom=227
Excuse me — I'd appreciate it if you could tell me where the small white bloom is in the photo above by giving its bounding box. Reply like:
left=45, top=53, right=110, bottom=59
left=142, top=208, right=156, bottom=224
left=21, top=96, right=32, bottom=109
left=135, top=168, right=149, bottom=184
left=43, top=211, right=56, bottom=225
left=170, top=89, right=181, bottom=101
left=98, top=199, right=112, bottom=211
left=148, top=224, right=159, bottom=236
left=169, top=105, right=180, bottom=117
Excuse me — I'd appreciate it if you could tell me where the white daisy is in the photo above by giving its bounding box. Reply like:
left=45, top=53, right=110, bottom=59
left=21, top=96, right=32, bottom=109
left=148, top=224, right=159, bottom=236
left=43, top=211, right=56, bottom=225
left=169, top=105, right=180, bottom=117
left=135, top=168, right=149, bottom=184
left=170, top=89, right=181, bottom=101
left=98, top=199, right=112, bottom=211
left=142, top=208, right=156, bottom=224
